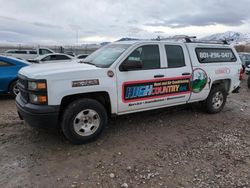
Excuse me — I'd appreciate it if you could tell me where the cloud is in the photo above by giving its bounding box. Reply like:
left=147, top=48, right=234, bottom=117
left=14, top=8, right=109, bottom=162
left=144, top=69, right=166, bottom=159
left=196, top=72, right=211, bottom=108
left=32, top=22, right=63, bottom=29
left=145, top=0, right=250, bottom=28
left=0, top=0, right=249, bottom=44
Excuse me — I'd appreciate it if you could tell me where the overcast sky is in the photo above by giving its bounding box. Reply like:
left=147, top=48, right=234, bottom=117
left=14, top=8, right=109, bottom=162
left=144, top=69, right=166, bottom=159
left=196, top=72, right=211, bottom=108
left=0, top=0, right=250, bottom=45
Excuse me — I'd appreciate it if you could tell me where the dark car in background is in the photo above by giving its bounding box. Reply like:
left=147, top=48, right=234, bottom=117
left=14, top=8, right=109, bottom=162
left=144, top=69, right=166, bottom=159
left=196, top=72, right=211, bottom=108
left=0, top=56, right=29, bottom=96
left=239, top=52, right=250, bottom=73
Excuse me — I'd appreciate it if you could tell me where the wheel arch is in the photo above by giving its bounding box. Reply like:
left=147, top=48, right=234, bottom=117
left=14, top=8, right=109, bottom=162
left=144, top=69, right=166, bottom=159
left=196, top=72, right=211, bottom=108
left=211, top=79, right=231, bottom=94
left=60, top=91, right=112, bottom=118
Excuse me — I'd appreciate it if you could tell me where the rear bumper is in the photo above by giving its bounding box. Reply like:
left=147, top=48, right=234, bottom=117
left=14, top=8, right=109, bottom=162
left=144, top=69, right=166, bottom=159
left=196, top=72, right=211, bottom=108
left=16, top=94, right=60, bottom=128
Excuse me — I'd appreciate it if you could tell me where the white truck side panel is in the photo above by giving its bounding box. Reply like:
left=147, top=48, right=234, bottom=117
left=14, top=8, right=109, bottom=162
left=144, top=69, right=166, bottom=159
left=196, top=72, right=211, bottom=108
left=47, top=75, right=118, bottom=114
left=186, top=43, right=241, bottom=102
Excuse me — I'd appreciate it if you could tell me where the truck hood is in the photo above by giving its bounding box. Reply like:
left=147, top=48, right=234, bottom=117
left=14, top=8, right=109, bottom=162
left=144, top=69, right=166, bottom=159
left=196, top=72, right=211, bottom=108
left=19, top=61, right=100, bottom=79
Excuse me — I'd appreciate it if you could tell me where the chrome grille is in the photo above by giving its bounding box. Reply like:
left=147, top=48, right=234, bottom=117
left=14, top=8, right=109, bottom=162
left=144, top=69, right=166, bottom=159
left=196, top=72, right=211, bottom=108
left=18, top=76, right=28, bottom=103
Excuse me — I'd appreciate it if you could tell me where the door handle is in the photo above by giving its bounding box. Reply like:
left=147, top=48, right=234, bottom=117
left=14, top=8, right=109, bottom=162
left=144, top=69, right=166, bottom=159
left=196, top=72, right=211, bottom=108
left=154, top=74, right=164, bottom=78
left=182, top=72, right=191, bottom=76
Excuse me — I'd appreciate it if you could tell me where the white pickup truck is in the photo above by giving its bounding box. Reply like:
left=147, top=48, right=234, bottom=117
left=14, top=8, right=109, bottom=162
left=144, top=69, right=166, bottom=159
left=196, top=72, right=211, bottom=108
left=16, top=40, right=243, bottom=144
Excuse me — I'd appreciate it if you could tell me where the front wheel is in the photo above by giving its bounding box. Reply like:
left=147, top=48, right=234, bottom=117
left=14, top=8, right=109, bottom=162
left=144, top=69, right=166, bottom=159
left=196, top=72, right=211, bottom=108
left=61, top=99, right=108, bottom=144
left=204, top=85, right=227, bottom=114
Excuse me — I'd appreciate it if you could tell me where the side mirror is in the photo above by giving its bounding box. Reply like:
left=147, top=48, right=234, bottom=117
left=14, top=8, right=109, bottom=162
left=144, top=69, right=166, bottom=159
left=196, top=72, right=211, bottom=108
left=120, top=60, right=143, bottom=71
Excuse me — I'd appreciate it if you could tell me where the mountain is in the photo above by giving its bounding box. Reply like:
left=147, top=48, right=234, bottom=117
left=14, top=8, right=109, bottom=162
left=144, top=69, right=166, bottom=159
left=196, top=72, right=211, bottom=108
left=201, top=31, right=250, bottom=44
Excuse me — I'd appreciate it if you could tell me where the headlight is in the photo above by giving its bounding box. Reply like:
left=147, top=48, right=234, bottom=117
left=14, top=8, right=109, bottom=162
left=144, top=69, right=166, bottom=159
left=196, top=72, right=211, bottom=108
left=27, top=80, right=47, bottom=104
left=29, top=93, right=47, bottom=104
left=28, top=81, right=46, bottom=91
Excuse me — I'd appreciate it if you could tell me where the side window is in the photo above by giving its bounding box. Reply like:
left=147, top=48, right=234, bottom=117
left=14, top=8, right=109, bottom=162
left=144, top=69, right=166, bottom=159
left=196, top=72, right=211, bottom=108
left=126, top=45, right=160, bottom=70
left=196, top=48, right=236, bottom=63
left=0, top=61, right=12, bottom=67
left=15, top=51, right=27, bottom=54
left=29, top=50, right=37, bottom=54
left=42, top=55, right=52, bottom=61
left=50, top=55, right=57, bottom=61
left=165, top=45, right=185, bottom=68
left=55, top=55, right=71, bottom=60
left=39, top=49, right=52, bottom=55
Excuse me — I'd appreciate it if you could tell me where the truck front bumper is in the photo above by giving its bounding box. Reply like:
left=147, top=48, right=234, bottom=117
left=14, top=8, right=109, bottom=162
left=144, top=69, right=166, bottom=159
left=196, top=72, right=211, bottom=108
left=16, top=94, right=60, bottom=128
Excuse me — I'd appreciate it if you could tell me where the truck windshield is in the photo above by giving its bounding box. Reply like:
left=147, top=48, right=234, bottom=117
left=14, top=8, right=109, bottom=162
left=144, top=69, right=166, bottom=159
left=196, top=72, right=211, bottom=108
left=82, top=44, right=131, bottom=68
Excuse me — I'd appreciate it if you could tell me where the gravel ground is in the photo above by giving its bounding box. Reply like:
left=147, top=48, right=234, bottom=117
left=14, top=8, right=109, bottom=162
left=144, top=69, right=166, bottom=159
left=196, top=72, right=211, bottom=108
left=0, top=77, right=250, bottom=188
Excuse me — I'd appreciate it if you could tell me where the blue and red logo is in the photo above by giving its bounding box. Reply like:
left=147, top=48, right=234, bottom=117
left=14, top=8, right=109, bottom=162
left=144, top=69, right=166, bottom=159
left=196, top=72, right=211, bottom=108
left=122, top=76, right=191, bottom=103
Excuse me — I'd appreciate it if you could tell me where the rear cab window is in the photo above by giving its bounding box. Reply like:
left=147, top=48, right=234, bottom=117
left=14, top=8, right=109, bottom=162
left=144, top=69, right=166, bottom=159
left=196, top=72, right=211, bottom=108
left=196, top=48, right=237, bottom=63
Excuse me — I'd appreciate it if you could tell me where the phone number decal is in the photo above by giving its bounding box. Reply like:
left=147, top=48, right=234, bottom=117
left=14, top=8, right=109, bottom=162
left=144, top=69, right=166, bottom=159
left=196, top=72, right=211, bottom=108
left=198, top=52, right=233, bottom=59
left=122, top=76, right=191, bottom=103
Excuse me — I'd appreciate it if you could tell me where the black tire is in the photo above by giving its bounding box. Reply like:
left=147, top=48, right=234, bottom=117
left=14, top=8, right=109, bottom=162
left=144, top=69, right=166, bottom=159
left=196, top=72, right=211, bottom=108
left=248, top=75, right=250, bottom=89
left=61, top=98, right=108, bottom=144
left=9, top=80, right=19, bottom=97
left=204, top=85, right=227, bottom=114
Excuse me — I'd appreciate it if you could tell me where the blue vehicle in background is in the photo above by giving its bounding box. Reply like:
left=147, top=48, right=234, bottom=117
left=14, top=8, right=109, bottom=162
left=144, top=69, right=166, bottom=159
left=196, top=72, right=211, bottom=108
left=0, top=56, right=29, bottom=97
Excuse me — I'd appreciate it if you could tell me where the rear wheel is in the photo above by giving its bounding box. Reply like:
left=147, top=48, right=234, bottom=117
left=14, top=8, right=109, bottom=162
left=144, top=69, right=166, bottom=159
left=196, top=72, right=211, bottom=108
left=9, top=81, right=19, bottom=97
left=61, top=98, right=107, bottom=144
left=204, top=85, right=227, bottom=114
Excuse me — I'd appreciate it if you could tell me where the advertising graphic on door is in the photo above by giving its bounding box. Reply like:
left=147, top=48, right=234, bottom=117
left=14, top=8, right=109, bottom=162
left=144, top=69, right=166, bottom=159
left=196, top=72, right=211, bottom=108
left=191, top=68, right=208, bottom=93
left=122, top=76, right=191, bottom=103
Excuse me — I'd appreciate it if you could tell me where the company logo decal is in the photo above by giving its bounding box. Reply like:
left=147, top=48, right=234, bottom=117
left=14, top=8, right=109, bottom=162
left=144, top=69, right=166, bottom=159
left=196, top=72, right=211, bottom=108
left=72, top=79, right=99, bottom=87
left=215, top=67, right=230, bottom=75
left=191, top=69, right=207, bottom=93
left=122, top=76, right=191, bottom=103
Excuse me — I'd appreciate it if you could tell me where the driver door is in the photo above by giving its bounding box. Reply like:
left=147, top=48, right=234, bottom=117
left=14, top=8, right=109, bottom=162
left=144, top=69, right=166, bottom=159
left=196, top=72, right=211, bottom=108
left=116, top=44, right=168, bottom=113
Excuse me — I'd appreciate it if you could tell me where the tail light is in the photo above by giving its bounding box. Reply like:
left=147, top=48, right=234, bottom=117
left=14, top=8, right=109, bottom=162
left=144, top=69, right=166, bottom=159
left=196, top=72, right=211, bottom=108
left=239, top=68, right=244, bottom=80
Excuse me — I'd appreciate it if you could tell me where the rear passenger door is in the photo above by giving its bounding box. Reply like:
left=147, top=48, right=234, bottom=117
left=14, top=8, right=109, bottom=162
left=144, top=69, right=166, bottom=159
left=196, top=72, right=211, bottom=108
left=162, top=43, right=193, bottom=104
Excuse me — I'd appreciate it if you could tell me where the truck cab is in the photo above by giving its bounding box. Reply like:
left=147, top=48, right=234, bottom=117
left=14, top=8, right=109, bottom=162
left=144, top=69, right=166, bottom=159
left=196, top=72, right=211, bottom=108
left=16, top=40, right=242, bottom=144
